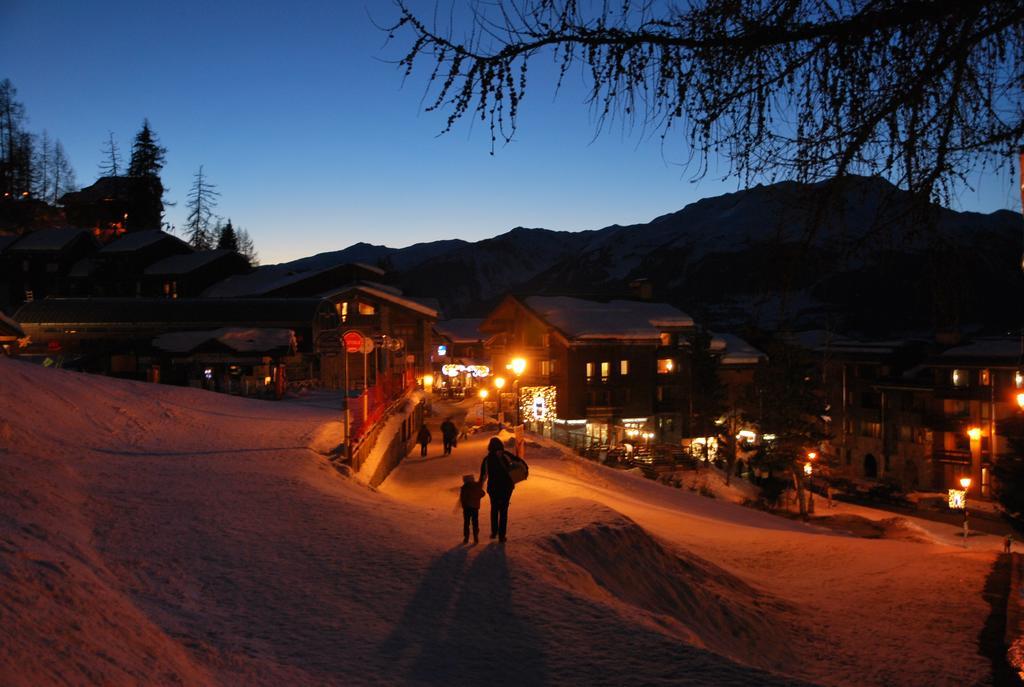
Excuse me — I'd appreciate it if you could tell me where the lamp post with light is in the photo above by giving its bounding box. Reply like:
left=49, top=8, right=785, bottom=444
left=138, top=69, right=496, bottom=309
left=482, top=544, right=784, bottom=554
left=510, top=357, right=526, bottom=427
left=805, top=451, right=817, bottom=515
left=478, top=388, right=489, bottom=424
left=494, top=376, right=507, bottom=424
left=959, top=476, right=972, bottom=548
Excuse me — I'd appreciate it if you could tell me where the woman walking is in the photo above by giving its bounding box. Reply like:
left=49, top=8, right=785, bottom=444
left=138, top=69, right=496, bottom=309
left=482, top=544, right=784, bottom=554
left=479, top=437, right=515, bottom=542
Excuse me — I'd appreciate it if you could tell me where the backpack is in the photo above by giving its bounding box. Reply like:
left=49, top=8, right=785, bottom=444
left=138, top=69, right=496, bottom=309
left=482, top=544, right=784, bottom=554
left=503, top=450, right=529, bottom=483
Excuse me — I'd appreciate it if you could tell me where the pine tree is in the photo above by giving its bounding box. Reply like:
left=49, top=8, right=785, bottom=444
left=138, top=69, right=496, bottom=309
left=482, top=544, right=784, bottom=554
left=127, top=119, right=165, bottom=178
left=184, top=165, right=219, bottom=250
left=98, top=130, right=122, bottom=177
left=749, top=340, right=829, bottom=517
left=216, top=219, right=239, bottom=252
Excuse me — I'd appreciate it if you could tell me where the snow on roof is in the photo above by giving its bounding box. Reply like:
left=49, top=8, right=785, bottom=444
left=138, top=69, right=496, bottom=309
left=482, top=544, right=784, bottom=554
left=9, top=227, right=89, bottom=252
left=435, top=318, right=485, bottom=343
left=321, top=284, right=438, bottom=319
left=0, top=310, right=24, bottom=338
left=524, top=296, right=693, bottom=340
left=938, top=338, right=1023, bottom=362
left=99, top=230, right=186, bottom=254
left=145, top=250, right=238, bottom=275
left=153, top=327, right=296, bottom=354
left=711, top=332, right=767, bottom=365
left=203, top=264, right=295, bottom=297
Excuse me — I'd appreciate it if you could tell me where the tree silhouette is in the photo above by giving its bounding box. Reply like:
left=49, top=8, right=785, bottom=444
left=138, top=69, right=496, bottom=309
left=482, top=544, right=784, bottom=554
left=386, top=1, right=1023, bottom=202
left=216, top=218, right=239, bottom=252
left=184, top=165, right=220, bottom=250
left=98, top=131, right=122, bottom=177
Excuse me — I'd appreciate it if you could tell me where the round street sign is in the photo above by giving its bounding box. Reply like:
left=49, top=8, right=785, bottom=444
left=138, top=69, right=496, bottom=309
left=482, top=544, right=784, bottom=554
left=342, top=330, right=364, bottom=353
left=360, top=337, right=375, bottom=354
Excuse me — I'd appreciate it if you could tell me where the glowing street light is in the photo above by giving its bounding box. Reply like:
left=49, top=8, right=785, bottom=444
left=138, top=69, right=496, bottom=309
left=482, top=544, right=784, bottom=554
left=1016, top=391, right=1024, bottom=411
left=966, top=426, right=982, bottom=441
left=478, top=388, right=489, bottom=423
left=959, top=476, right=972, bottom=548
left=510, top=357, right=526, bottom=426
left=494, top=376, right=506, bottom=390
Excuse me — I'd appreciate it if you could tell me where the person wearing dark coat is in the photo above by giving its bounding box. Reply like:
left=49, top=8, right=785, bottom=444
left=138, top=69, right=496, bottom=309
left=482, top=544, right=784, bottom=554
left=416, top=424, right=432, bottom=457
left=480, top=436, right=515, bottom=542
left=440, top=418, right=458, bottom=456
left=459, top=474, right=486, bottom=544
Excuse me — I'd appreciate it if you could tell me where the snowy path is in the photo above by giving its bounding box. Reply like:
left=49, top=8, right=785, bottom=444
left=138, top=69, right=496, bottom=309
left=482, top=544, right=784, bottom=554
left=0, top=361, right=1001, bottom=686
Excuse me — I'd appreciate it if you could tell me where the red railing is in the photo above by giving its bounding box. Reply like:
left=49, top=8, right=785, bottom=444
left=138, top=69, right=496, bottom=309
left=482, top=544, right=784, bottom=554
left=349, top=372, right=410, bottom=443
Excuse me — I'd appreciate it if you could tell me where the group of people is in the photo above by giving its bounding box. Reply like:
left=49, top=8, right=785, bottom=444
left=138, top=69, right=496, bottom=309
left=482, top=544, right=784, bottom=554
left=414, top=419, right=523, bottom=543
left=415, top=417, right=460, bottom=457
left=459, top=437, right=520, bottom=543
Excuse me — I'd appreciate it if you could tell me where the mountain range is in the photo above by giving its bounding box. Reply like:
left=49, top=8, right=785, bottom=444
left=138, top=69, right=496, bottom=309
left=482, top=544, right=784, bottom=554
left=281, top=176, right=1024, bottom=337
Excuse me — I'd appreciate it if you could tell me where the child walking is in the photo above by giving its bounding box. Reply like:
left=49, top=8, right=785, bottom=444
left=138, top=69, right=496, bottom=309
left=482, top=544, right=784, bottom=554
left=459, top=474, right=485, bottom=544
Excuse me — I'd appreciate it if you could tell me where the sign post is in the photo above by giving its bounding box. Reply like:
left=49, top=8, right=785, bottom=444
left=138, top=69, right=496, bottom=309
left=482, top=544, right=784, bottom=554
left=341, top=330, right=364, bottom=457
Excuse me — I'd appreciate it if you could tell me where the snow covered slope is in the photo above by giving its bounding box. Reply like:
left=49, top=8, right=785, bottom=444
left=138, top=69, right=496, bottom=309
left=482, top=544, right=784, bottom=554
left=0, top=359, right=1001, bottom=685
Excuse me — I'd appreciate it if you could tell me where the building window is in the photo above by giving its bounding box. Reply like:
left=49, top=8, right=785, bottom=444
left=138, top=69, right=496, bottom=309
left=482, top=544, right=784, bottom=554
left=861, top=421, right=881, bottom=438
left=620, top=359, right=629, bottom=375
left=550, top=359, right=558, bottom=374
left=980, top=369, right=991, bottom=386
left=952, top=369, right=966, bottom=387
left=357, top=302, right=375, bottom=316
left=339, top=301, right=349, bottom=323
left=660, top=332, right=672, bottom=346
left=586, top=362, right=594, bottom=381
left=657, top=358, right=675, bottom=374
left=600, top=361, right=610, bottom=381
left=24, top=289, right=34, bottom=302
left=540, top=360, right=551, bottom=376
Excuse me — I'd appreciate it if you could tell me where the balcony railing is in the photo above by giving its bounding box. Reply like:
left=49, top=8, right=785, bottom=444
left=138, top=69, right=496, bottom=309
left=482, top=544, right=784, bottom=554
left=934, top=449, right=971, bottom=465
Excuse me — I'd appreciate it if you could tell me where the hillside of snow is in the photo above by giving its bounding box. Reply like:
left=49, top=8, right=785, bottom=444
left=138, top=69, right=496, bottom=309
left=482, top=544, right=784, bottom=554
left=0, top=358, right=1005, bottom=685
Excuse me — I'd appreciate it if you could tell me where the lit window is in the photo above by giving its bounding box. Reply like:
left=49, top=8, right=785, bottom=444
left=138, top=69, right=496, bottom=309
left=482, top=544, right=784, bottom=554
left=339, top=301, right=349, bottom=323
left=952, top=369, right=965, bottom=387
left=586, top=362, right=594, bottom=381
left=600, top=362, right=610, bottom=380
left=540, top=360, right=550, bottom=376
left=980, top=369, right=990, bottom=386
left=657, top=358, right=675, bottom=374
left=358, top=302, right=375, bottom=315
left=620, top=360, right=629, bottom=375
left=660, top=332, right=672, bottom=346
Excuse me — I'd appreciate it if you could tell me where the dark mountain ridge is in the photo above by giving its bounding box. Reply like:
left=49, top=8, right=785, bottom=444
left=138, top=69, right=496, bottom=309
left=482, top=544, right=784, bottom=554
left=277, top=176, right=1023, bottom=336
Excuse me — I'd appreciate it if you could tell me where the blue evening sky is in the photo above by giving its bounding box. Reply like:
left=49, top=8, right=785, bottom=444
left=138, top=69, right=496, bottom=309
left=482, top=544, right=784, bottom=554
left=2, top=0, right=1020, bottom=264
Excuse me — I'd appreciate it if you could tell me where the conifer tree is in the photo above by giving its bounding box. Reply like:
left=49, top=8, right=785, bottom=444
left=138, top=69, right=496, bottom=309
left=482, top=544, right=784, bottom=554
left=50, top=140, right=76, bottom=204
left=33, top=130, right=51, bottom=200
left=184, top=165, right=219, bottom=250
left=216, top=219, right=239, bottom=252
left=127, top=119, right=165, bottom=179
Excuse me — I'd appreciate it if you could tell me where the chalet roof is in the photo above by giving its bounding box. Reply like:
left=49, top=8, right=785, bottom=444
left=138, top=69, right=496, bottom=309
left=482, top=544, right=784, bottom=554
left=153, top=327, right=296, bottom=354
left=321, top=284, right=438, bottom=319
left=0, top=234, right=19, bottom=253
left=711, top=332, right=767, bottom=365
left=100, top=230, right=189, bottom=254
left=14, top=298, right=321, bottom=327
left=435, top=318, right=485, bottom=343
left=8, top=227, right=91, bottom=252
left=523, top=296, right=693, bottom=341
left=60, top=176, right=159, bottom=204
left=145, top=250, right=240, bottom=275
left=0, top=311, right=24, bottom=338
left=936, top=338, right=1024, bottom=365
left=205, top=262, right=386, bottom=298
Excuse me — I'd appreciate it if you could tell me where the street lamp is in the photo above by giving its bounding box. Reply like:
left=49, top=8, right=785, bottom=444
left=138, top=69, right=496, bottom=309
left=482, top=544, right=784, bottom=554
left=804, top=455, right=815, bottom=515
left=959, top=476, right=972, bottom=548
left=478, top=388, right=489, bottom=423
left=510, top=357, right=526, bottom=426
left=494, top=376, right=507, bottom=423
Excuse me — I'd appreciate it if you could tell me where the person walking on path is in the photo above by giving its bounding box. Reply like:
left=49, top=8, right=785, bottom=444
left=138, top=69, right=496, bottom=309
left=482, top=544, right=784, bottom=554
left=480, top=437, right=515, bottom=542
left=459, top=474, right=485, bottom=544
left=416, top=424, right=432, bottom=457
left=440, top=418, right=458, bottom=456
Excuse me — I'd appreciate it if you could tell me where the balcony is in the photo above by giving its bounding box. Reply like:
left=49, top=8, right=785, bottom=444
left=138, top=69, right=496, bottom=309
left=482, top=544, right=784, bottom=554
left=934, top=449, right=971, bottom=465
left=585, top=405, right=623, bottom=420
